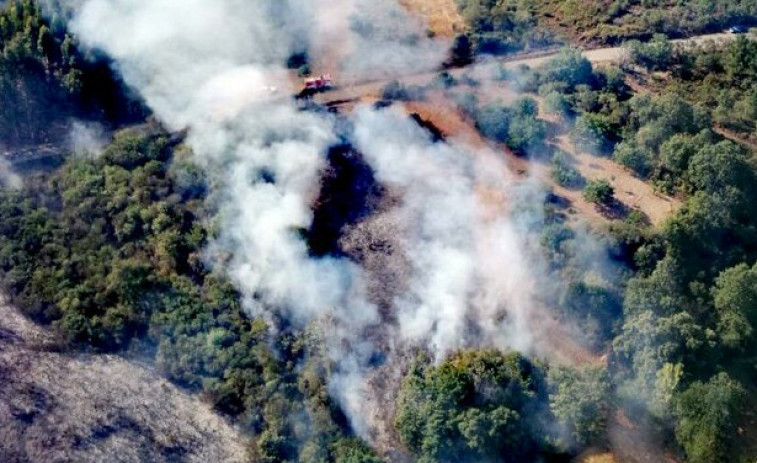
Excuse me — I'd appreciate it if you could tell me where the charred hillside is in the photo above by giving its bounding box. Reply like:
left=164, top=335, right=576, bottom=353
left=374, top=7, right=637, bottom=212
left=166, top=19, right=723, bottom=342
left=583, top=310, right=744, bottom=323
left=0, top=297, right=249, bottom=463
left=0, top=0, right=145, bottom=151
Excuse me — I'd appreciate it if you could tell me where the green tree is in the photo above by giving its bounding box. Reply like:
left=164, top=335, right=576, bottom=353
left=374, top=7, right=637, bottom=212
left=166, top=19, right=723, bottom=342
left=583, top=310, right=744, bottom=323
left=552, top=150, right=584, bottom=188
left=544, top=90, right=571, bottom=116
left=395, top=350, right=552, bottom=463
left=542, top=49, right=594, bottom=91
left=613, top=141, right=651, bottom=178
left=625, top=34, right=673, bottom=71
left=549, top=366, right=610, bottom=446
left=571, top=114, right=613, bottom=154
left=583, top=179, right=614, bottom=205
left=675, top=373, right=745, bottom=463
left=713, top=262, right=757, bottom=351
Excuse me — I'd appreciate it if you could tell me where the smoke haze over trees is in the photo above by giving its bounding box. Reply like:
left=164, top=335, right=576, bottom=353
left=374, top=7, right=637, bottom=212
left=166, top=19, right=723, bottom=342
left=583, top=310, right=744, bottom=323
left=0, top=1, right=755, bottom=463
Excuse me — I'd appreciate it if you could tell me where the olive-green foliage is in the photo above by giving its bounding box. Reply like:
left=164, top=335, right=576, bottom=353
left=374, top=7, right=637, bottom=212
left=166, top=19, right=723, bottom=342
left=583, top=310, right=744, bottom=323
left=456, top=0, right=556, bottom=55
left=472, top=97, right=546, bottom=154
left=0, top=128, right=380, bottom=462
left=712, top=262, right=757, bottom=355
left=395, top=350, right=554, bottom=463
left=625, top=34, right=674, bottom=71
left=541, top=49, right=595, bottom=92
left=536, top=0, right=757, bottom=43
left=543, top=90, right=571, bottom=116
left=571, top=114, right=614, bottom=154
left=548, top=366, right=610, bottom=446
left=564, top=64, right=713, bottom=192
left=561, top=282, right=621, bottom=349
left=582, top=179, right=614, bottom=205
left=551, top=150, right=584, bottom=188
left=675, top=373, right=746, bottom=463
left=664, top=37, right=757, bottom=142
left=611, top=123, right=757, bottom=460
left=613, top=140, right=652, bottom=177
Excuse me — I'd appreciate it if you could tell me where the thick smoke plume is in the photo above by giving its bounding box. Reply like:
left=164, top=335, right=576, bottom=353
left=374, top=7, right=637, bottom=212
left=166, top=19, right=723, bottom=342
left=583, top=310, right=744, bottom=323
left=69, top=0, right=563, bottom=440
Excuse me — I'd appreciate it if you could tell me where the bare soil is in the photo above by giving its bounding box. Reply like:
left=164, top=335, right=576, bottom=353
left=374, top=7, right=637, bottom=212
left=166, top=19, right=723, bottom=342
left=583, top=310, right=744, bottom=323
left=0, top=297, right=249, bottom=463
left=553, top=135, right=680, bottom=227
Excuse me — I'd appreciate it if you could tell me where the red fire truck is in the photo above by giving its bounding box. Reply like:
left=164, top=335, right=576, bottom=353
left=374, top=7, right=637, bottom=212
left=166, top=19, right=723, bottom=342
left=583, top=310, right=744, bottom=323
left=303, top=73, right=333, bottom=91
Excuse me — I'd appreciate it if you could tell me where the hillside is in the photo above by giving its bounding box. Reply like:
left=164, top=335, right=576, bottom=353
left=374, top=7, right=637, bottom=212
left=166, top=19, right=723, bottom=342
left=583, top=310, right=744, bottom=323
left=0, top=297, right=248, bottom=463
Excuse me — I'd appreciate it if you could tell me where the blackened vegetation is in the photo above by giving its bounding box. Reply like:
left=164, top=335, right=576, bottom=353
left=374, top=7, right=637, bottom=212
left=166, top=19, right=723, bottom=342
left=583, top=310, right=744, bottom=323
left=0, top=0, right=146, bottom=150
left=307, top=112, right=445, bottom=258
left=308, top=144, right=384, bottom=257
left=410, top=113, right=445, bottom=142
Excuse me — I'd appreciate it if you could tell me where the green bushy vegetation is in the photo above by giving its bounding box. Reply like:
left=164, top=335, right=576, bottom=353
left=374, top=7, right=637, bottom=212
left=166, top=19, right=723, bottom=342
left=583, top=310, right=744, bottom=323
left=635, top=36, right=757, bottom=145
left=455, top=0, right=757, bottom=53
left=530, top=47, right=757, bottom=462
left=1, top=2, right=756, bottom=463
left=534, top=0, right=757, bottom=44
left=0, top=128, right=381, bottom=463
left=551, top=150, right=584, bottom=188
left=455, top=0, right=558, bottom=55
left=396, top=351, right=561, bottom=462
left=463, top=94, right=547, bottom=154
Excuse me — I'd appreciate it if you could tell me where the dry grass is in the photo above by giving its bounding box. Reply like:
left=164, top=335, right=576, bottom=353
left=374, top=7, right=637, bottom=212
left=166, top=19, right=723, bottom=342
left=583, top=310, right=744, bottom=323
left=575, top=451, right=619, bottom=463
left=399, top=0, right=465, bottom=37
left=553, top=134, right=681, bottom=227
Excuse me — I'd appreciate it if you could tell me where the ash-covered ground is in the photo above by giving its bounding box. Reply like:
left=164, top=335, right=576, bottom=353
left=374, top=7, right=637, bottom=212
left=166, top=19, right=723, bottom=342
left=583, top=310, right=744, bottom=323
left=0, top=297, right=249, bottom=463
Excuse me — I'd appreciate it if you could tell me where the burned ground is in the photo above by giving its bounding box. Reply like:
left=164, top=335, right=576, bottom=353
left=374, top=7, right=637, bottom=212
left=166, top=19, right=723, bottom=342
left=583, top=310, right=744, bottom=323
left=0, top=298, right=248, bottom=463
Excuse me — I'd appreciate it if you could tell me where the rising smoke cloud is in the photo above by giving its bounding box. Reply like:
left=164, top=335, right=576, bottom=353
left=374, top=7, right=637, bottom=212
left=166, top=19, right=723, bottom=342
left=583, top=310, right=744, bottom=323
left=68, top=120, right=107, bottom=157
left=0, top=157, right=22, bottom=190
left=69, top=0, right=555, bottom=440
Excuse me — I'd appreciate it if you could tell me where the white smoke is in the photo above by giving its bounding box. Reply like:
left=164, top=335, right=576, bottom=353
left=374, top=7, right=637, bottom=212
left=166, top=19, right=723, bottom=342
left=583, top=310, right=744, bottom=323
left=69, top=0, right=554, bottom=442
left=68, top=120, right=107, bottom=157
left=0, top=157, right=22, bottom=189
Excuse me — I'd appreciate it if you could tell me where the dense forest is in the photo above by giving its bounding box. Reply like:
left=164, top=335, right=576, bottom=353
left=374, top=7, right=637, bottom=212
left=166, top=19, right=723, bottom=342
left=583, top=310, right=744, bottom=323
left=0, top=1, right=756, bottom=462
left=525, top=47, right=757, bottom=463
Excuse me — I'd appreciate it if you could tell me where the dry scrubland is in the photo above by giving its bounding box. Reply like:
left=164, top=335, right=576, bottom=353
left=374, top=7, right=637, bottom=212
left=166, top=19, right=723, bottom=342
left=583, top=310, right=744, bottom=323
left=399, top=0, right=465, bottom=37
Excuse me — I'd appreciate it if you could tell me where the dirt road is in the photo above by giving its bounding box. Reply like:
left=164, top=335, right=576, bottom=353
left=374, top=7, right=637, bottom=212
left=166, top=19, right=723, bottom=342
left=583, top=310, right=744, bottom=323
left=311, top=32, right=743, bottom=226
left=315, top=31, right=744, bottom=105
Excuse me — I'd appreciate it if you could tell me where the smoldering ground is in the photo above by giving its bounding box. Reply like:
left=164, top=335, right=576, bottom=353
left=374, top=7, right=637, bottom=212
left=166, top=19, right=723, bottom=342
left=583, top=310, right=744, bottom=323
left=66, top=0, right=615, bottom=451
